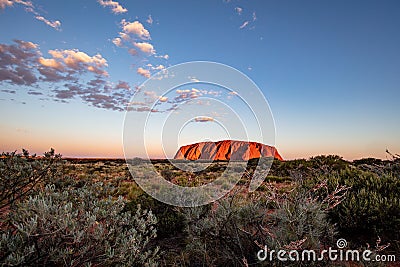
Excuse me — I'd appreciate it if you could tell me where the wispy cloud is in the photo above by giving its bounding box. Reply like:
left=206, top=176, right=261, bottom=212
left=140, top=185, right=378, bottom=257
left=98, top=0, right=127, bottom=14
left=35, top=16, right=61, bottom=31
left=146, top=63, right=165, bottom=71
left=239, top=21, right=249, bottom=29
left=235, top=7, right=243, bottom=15
left=155, top=54, right=169, bottom=60
left=146, top=14, right=153, bottom=25
left=0, top=0, right=62, bottom=31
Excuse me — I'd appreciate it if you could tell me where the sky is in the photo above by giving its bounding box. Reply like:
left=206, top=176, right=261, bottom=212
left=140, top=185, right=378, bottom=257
left=0, top=0, right=399, bottom=160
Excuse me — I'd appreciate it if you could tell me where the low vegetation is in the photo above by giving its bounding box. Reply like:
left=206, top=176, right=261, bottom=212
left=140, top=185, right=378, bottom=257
left=1, top=150, right=399, bottom=266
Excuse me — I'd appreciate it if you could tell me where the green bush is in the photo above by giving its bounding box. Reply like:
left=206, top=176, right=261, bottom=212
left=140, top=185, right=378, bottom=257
left=0, top=183, right=159, bottom=266
left=181, top=185, right=337, bottom=266
left=0, top=149, right=62, bottom=209
left=305, top=165, right=400, bottom=247
left=125, top=193, right=185, bottom=239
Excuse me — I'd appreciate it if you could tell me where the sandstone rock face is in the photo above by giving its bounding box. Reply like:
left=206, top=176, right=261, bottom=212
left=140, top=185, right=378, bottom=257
left=174, top=140, right=283, bottom=161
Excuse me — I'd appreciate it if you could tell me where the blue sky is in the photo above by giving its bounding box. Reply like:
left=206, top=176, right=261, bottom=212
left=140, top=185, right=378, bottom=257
left=0, top=0, right=399, bottom=159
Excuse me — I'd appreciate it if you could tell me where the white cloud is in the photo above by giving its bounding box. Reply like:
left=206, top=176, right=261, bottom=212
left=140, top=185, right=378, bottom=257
left=35, top=16, right=61, bottom=31
left=252, top=11, right=257, bottom=21
left=137, top=67, right=150, bottom=78
left=112, top=37, right=122, bottom=47
left=119, top=32, right=130, bottom=41
left=188, top=76, right=199, bottom=82
left=1, top=0, right=61, bottom=31
left=0, top=0, right=32, bottom=9
left=239, top=21, right=249, bottom=29
left=155, top=54, right=169, bottom=60
left=146, top=63, right=165, bottom=71
left=38, top=57, right=64, bottom=70
left=235, top=7, right=243, bottom=15
left=98, top=0, right=127, bottom=14
left=158, top=96, right=168, bottom=102
left=45, top=49, right=108, bottom=76
left=121, top=20, right=151, bottom=40
left=134, top=42, right=155, bottom=54
left=0, top=0, right=13, bottom=9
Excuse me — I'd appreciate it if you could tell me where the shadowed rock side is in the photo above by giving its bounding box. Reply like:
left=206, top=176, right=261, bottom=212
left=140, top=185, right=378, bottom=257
left=174, top=140, right=283, bottom=161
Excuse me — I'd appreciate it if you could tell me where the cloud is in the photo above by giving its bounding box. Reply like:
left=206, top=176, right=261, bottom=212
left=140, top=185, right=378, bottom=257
left=0, top=40, right=135, bottom=112
left=146, top=63, right=165, bottom=71
left=188, top=76, right=200, bottom=82
left=1, top=1, right=62, bottom=31
left=27, top=90, right=43, bottom=95
left=235, top=7, right=243, bottom=15
left=121, top=20, right=151, bottom=40
left=128, top=101, right=147, bottom=106
left=137, top=67, right=150, bottom=78
left=158, top=96, right=168, bottom=102
left=0, top=40, right=39, bottom=85
left=133, top=42, right=155, bottom=54
left=0, top=0, right=13, bottom=9
left=112, top=19, right=169, bottom=80
left=38, top=57, right=64, bottom=70
left=35, top=16, right=61, bottom=31
left=1, top=89, right=16, bottom=94
left=112, top=37, right=123, bottom=47
left=146, top=15, right=153, bottom=25
left=114, top=81, right=130, bottom=90
left=252, top=11, right=257, bottom=21
left=175, top=88, right=203, bottom=100
left=155, top=54, right=169, bottom=60
left=98, top=0, right=127, bottom=14
left=194, top=116, right=214, bottom=122
left=45, top=49, right=108, bottom=76
left=0, top=0, right=31, bottom=9
left=239, top=21, right=249, bottom=29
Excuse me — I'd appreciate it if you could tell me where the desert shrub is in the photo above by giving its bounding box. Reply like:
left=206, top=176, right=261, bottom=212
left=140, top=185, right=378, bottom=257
left=0, top=149, right=62, bottom=209
left=182, top=193, right=263, bottom=266
left=181, top=184, right=338, bottom=266
left=305, top=165, right=400, bottom=247
left=0, top=183, right=159, bottom=266
left=270, top=155, right=350, bottom=179
left=125, top=193, right=185, bottom=238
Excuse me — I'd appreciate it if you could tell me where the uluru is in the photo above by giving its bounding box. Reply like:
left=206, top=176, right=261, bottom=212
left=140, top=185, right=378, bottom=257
left=174, top=140, right=283, bottom=161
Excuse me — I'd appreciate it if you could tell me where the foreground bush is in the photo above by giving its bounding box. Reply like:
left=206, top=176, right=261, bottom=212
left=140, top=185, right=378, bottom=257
left=0, top=183, right=159, bottom=266
left=0, top=150, right=159, bottom=266
left=0, top=149, right=62, bottom=210
left=181, top=182, right=340, bottom=266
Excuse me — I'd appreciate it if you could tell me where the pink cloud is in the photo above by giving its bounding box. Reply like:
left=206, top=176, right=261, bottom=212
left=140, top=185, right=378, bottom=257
left=98, top=0, right=127, bottom=14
